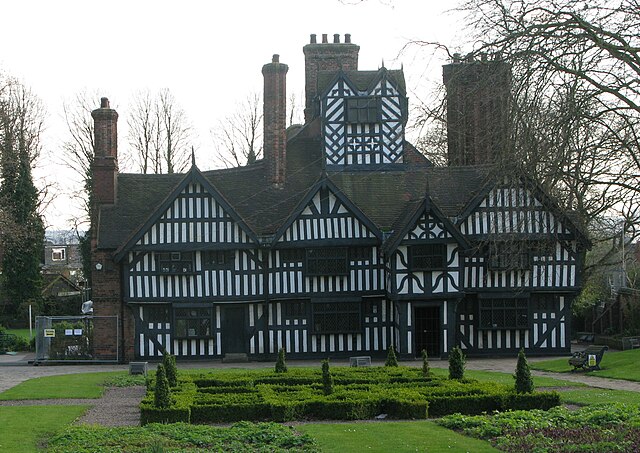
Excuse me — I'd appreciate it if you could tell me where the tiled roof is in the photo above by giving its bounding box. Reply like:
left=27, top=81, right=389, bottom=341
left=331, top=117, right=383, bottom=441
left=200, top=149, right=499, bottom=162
left=96, top=132, right=493, bottom=251
left=317, top=69, right=406, bottom=95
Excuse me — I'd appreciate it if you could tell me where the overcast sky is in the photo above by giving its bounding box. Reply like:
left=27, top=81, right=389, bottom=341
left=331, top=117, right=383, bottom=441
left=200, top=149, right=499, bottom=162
left=0, top=0, right=466, bottom=231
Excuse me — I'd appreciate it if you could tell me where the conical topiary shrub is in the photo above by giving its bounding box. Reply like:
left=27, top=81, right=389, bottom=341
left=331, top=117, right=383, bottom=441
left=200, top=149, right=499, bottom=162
left=514, top=348, right=534, bottom=393
left=322, top=359, right=333, bottom=395
left=275, top=347, right=288, bottom=373
left=448, top=346, right=465, bottom=380
left=385, top=345, right=398, bottom=367
left=162, top=352, right=178, bottom=387
left=421, top=349, right=431, bottom=377
left=154, top=363, right=171, bottom=408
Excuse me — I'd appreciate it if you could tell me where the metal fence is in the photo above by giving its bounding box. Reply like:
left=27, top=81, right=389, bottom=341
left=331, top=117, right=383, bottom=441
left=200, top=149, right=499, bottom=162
left=35, top=315, right=119, bottom=363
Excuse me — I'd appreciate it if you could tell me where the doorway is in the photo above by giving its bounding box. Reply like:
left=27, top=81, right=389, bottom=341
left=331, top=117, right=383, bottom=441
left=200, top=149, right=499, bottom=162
left=414, top=306, right=441, bottom=357
left=222, top=306, right=246, bottom=353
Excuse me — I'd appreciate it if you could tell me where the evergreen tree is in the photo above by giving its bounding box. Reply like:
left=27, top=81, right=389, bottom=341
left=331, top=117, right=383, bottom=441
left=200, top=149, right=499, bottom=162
left=321, top=359, right=333, bottom=395
left=275, top=347, right=288, bottom=373
left=421, top=349, right=431, bottom=377
left=162, top=352, right=178, bottom=387
left=448, top=346, right=466, bottom=380
left=385, top=345, right=399, bottom=367
left=514, top=348, right=534, bottom=394
left=0, top=79, right=44, bottom=320
left=154, top=363, right=171, bottom=408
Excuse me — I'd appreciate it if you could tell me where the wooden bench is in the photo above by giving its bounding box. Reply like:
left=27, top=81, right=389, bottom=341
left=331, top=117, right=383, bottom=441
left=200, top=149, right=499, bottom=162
left=349, top=356, right=372, bottom=367
left=568, top=345, right=608, bottom=371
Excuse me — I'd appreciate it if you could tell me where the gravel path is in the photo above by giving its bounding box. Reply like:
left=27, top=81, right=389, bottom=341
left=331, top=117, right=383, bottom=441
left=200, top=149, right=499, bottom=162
left=76, top=386, right=147, bottom=426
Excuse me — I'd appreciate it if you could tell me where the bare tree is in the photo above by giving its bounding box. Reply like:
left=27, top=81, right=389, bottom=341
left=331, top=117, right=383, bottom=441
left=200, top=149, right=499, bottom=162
left=128, top=88, right=193, bottom=174
left=212, top=93, right=263, bottom=168
left=409, top=0, right=640, bottom=240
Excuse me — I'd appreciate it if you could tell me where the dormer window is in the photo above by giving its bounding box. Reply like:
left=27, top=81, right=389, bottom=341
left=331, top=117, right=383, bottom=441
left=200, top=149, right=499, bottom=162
left=346, top=97, right=380, bottom=123
left=51, top=248, right=66, bottom=261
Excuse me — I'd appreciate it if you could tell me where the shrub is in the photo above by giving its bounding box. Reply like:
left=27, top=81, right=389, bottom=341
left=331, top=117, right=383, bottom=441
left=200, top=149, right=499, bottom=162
left=448, top=346, right=465, bottom=379
left=385, top=345, right=398, bottom=367
left=275, top=347, right=288, bottom=373
left=154, top=364, right=171, bottom=409
left=514, top=348, right=534, bottom=394
left=421, top=349, right=431, bottom=377
left=162, top=353, right=178, bottom=388
left=322, top=359, right=333, bottom=395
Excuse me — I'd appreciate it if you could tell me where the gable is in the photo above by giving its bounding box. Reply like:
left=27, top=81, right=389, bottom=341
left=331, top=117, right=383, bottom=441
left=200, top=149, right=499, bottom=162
left=135, top=181, right=255, bottom=247
left=114, top=168, right=257, bottom=261
left=275, top=182, right=379, bottom=244
left=321, top=70, right=405, bottom=167
left=459, top=180, right=577, bottom=238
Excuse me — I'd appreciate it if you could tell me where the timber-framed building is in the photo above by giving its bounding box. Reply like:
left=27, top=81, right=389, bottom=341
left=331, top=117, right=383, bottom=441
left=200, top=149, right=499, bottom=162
left=91, top=34, right=588, bottom=362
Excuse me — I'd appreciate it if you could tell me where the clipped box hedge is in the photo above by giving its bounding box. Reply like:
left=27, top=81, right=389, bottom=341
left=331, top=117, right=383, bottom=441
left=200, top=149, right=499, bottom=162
left=141, top=366, right=559, bottom=425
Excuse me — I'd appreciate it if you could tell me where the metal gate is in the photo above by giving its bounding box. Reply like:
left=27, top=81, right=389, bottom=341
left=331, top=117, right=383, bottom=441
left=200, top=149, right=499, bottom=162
left=35, top=315, right=119, bottom=363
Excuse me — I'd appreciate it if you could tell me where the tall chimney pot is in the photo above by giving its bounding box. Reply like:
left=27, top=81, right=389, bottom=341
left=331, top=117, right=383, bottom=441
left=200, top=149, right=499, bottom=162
left=262, top=55, right=289, bottom=187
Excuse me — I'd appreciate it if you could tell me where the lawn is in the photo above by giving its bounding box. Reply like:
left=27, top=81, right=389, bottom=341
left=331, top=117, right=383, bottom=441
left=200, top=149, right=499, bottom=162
left=299, top=421, right=499, bottom=452
left=5, top=328, right=33, bottom=341
left=0, top=405, right=88, bottom=453
left=531, top=348, right=640, bottom=381
left=0, top=364, right=637, bottom=452
left=0, top=371, right=129, bottom=400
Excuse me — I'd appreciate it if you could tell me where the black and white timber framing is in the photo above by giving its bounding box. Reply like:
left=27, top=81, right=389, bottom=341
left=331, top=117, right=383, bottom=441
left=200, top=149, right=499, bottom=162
left=96, top=53, right=589, bottom=362
left=116, top=166, right=586, bottom=360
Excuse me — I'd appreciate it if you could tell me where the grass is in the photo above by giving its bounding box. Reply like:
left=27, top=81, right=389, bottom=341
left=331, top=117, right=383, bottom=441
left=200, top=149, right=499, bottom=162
left=5, top=328, right=33, bottom=341
left=0, top=371, right=128, bottom=400
left=560, top=388, right=640, bottom=405
left=429, top=366, right=583, bottom=387
left=299, top=421, right=499, bottom=452
left=0, top=405, right=88, bottom=453
left=531, top=348, right=640, bottom=381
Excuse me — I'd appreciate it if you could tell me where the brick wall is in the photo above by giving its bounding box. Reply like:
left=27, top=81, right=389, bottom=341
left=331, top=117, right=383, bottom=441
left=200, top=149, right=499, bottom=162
left=262, top=54, right=289, bottom=187
left=303, top=33, right=359, bottom=122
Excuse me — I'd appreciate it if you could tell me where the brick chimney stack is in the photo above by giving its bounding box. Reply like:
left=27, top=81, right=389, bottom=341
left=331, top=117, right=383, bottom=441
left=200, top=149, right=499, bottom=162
left=91, top=97, right=118, bottom=204
left=443, top=54, right=511, bottom=166
left=262, top=54, right=288, bottom=188
left=303, top=33, right=359, bottom=122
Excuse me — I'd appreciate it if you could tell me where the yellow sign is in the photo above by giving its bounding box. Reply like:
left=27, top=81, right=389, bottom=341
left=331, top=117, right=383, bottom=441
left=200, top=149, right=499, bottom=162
left=588, top=354, right=596, bottom=367
left=44, top=329, right=56, bottom=338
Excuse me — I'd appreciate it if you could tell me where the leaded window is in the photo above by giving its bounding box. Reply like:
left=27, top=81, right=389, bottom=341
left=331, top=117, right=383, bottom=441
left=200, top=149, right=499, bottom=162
left=203, top=250, right=235, bottom=269
left=282, top=300, right=306, bottom=319
left=345, top=97, right=380, bottom=124
left=312, top=302, right=361, bottom=333
left=410, top=244, right=446, bottom=270
left=306, top=248, right=348, bottom=276
left=157, top=252, right=194, bottom=274
left=280, top=249, right=305, bottom=264
left=174, top=307, right=212, bottom=338
left=488, top=242, right=530, bottom=270
left=349, top=246, right=372, bottom=262
left=479, top=298, right=528, bottom=330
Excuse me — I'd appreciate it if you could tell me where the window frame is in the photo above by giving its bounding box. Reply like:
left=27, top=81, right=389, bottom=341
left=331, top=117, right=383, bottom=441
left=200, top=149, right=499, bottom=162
left=410, top=244, right=447, bottom=271
left=51, top=247, right=66, bottom=261
left=312, top=301, right=361, bottom=334
left=202, top=250, right=235, bottom=270
left=157, top=251, right=194, bottom=274
left=345, top=96, right=381, bottom=124
left=479, top=298, right=529, bottom=330
left=173, top=306, right=213, bottom=339
left=306, top=247, right=349, bottom=277
left=487, top=242, right=531, bottom=271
